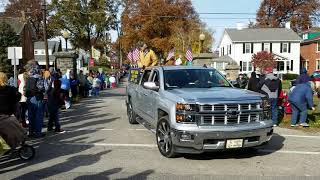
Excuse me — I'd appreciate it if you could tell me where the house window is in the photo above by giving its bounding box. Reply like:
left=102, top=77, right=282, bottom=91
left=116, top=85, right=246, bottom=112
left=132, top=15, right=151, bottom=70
left=263, top=43, right=270, bottom=52
left=41, top=50, right=45, bottom=55
left=245, top=43, right=251, bottom=54
left=282, top=43, right=288, bottom=53
left=248, top=62, right=253, bottom=71
left=34, top=50, right=38, bottom=55
left=286, top=60, right=291, bottom=71
left=239, top=61, right=242, bottom=72
left=242, top=62, right=248, bottom=71
left=317, top=41, right=320, bottom=52
left=229, top=45, right=231, bottom=54
left=277, top=61, right=285, bottom=71
left=316, top=60, right=320, bottom=70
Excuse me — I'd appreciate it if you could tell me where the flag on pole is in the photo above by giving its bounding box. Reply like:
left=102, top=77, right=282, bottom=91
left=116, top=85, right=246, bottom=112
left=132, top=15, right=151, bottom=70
left=166, top=48, right=175, bottom=61
left=127, top=50, right=133, bottom=62
left=132, top=48, right=140, bottom=63
left=186, top=47, right=193, bottom=62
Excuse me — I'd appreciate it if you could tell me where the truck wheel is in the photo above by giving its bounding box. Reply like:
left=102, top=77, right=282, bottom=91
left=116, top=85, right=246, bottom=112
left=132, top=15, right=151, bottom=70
left=156, top=116, right=176, bottom=158
left=127, top=101, right=138, bottom=124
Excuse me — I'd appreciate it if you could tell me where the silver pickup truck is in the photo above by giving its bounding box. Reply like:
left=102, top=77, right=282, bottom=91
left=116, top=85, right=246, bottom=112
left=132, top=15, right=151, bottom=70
left=126, top=66, right=273, bottom=158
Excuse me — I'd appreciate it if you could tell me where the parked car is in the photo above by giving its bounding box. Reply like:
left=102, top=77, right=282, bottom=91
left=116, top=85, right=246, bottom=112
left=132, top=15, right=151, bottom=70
left=126, top=66, right=273, bottom=158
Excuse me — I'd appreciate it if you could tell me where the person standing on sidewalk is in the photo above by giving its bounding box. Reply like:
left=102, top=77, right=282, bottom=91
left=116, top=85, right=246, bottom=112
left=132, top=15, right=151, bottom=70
left=18, top=70, right=28, bottom=128
left=288, top=78, right=315, bottom=127
left=25, top=60, right=46, bottom=138
left=78, top=70, right=86, bottom=97
left=247, top=71, right=259, bottom=92
left=47, top=79, right=65, bottom=133
left=257, top=67, right=282, bottom=127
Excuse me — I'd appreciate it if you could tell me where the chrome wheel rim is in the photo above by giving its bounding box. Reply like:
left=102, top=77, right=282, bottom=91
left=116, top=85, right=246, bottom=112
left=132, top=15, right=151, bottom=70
left=127, top=103, right=133, bottom=121
left=157, top=121, right=171, bottom=153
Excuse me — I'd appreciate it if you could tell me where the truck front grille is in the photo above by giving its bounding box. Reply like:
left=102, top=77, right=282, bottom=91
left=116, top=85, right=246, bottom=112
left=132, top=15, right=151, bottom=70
left=200, top=113, right=261, bottom=125
left=200, top=103, right=260, bottom=112
left=199, top=103, right=261, bottom=125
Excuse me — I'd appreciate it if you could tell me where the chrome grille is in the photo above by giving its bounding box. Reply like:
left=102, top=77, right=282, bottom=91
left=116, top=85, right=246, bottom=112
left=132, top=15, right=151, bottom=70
left=200, top=113, right=261, bottom=125
left=200, top=103, right=260, bottom=112
left=199, top=103, right=261, bottom=126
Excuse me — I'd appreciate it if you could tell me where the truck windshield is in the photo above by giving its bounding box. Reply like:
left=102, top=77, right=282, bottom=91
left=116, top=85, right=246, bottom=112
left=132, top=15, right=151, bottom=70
left=164, top=69, right=231, bottom=89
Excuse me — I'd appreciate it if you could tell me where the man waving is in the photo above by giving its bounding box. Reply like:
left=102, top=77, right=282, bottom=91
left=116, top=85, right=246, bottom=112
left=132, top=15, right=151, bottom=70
left=137, top=43, right=158, bottom=68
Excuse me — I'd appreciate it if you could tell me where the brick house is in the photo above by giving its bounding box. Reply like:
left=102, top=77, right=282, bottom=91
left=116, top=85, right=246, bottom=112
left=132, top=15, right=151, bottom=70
left=300, top=32, right=320, bottom=74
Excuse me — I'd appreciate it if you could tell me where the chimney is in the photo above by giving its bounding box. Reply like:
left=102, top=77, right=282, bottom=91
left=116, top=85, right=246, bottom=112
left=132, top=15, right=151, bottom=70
left=236, top=23, right=245, bottom=30
left=285, top=22, right=291, bottom=29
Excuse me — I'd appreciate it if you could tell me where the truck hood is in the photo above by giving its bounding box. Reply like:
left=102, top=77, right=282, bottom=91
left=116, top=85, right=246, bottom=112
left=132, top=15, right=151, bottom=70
left=164, top=87, right=263, bottom=104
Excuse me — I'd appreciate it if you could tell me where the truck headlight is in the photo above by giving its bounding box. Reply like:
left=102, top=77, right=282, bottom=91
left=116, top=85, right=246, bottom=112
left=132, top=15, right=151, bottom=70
left=261, top=97, right=271, bottom=109
left=176, top=103, right=197, bottom=111
left=261, top=97, right=271, bottom=120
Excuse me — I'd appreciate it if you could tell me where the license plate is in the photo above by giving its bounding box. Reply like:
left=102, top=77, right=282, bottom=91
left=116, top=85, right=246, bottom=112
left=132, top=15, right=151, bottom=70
left=226, top=139, right=243, bottom=149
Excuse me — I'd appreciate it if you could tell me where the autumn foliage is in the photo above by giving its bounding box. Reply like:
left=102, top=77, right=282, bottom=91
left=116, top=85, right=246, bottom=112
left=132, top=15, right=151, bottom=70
left=256, top=0, right=320, bottom=32
left=120, top=0, right=213, bottom=56
left=251, top=51, right=276, bottom=72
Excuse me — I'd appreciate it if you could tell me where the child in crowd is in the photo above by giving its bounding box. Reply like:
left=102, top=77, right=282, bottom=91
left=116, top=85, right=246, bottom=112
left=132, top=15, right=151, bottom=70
left=92, top=74, right=101, bottom=96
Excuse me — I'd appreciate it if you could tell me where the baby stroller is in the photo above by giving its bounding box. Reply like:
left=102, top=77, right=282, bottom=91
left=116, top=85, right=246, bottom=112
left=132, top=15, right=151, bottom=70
left=0, top=115, right=35, bottom=160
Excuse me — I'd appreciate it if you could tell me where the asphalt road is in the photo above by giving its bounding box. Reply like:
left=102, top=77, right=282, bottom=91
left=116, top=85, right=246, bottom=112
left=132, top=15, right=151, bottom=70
left=1, top=82, right=320, bottom=180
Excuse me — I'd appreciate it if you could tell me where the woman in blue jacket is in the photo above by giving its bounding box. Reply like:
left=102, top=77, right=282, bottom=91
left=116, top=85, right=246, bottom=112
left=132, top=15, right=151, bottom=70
left=288, top=78, right=315, bottom=127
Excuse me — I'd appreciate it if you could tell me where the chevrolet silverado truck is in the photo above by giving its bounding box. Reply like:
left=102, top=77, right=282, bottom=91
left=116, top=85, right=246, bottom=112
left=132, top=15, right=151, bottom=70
left=126, top=66, right=273, bottom=158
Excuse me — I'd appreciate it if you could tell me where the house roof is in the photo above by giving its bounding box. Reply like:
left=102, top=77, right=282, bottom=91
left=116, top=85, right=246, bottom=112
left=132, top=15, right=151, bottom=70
left=34, top=41, right=61, bottom=51
left=34, top=41, right=62, bottom=63
left=225, top=28, right=302, bottom=42
left=0, top=17, right=25, bottom=34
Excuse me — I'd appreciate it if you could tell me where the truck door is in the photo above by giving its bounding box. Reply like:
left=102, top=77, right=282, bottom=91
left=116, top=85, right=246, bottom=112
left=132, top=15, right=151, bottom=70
left=143, top=70, right=160, bottom=122
left=136, top=70, right=152, bottom=119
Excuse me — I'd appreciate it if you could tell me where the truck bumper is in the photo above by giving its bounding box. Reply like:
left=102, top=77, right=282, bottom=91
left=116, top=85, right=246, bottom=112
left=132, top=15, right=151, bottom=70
left=170, top=126, right=273, bottom=154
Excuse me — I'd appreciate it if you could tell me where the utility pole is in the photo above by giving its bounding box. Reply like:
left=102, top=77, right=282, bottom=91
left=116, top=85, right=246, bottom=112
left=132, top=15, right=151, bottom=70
left=42, top=0, right=49, bottom=70
left=117, top=21, right=122, bottom=69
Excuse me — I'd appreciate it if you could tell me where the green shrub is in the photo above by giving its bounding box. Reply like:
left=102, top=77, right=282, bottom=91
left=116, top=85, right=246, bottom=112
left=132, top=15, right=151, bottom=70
left=282, top=73, right=299, bottom=80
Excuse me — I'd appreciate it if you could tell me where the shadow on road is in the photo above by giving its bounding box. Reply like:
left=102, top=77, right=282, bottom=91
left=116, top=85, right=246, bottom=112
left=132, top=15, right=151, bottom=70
left=0, top=88, right=122, bottom=178
left=182, top=133, right=285, bottom=160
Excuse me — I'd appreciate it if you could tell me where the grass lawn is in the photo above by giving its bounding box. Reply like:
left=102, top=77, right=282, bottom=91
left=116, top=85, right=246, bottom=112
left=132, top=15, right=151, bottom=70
left=282, top=80, right=291, bottom=90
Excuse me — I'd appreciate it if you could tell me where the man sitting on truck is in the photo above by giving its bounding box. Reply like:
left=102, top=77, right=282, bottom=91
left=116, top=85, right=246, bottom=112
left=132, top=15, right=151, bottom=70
left=137, top=43, right=158, bottom=69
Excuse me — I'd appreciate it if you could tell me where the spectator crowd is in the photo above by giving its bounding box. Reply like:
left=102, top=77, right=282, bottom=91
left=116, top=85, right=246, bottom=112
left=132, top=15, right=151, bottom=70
left=0, top=60, right=122, bottom=142
left=236, top=67, right=315, bottom=127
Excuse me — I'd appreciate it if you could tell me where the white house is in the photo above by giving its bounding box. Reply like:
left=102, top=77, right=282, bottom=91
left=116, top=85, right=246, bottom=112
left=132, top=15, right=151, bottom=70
left=217, top=26, right=302, bottom=75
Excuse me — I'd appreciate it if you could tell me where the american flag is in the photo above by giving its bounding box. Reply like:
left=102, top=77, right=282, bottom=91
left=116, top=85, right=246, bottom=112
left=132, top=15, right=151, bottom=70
left=132, top=48, right=140, bottom=63
left=186, top=48, right=193, bottom=62
left=127, top=50, right=133, bottom=62
left=166, top=48, right=175, bottom=61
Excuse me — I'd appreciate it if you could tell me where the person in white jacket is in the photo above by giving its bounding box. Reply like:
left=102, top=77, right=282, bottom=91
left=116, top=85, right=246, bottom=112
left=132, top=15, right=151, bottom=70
left=18, top=71, right=28, bottom=127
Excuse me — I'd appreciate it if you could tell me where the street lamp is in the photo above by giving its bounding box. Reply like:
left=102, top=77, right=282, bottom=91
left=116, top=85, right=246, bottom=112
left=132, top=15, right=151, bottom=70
left=62, top=30, right=70, bottom=52
left=199, top=33, right=206, bottom=53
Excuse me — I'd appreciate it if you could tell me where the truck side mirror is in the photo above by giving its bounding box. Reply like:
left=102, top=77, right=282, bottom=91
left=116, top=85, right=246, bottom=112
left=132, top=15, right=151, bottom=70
left=143, top=82, right=159, bottom=91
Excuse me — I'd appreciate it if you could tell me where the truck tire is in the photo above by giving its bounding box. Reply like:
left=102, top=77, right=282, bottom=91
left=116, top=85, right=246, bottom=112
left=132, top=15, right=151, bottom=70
left=127, top=101, right=138, bottom=124
left=156, top=116, right=176, bottom=158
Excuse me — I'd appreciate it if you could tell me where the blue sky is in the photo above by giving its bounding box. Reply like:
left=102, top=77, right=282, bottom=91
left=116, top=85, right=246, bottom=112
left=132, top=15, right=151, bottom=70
left=191, top=0, right=261, bottom=49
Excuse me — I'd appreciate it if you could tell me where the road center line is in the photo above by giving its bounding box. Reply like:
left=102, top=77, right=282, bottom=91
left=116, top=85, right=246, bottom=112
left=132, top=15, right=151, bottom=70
left=277, top=134, right=320, bottom=139
left=258, top=149, right=320, bottom=155
left=52, top=142, right=320, bottom=155
left=65, top=128, right=114, bottom=131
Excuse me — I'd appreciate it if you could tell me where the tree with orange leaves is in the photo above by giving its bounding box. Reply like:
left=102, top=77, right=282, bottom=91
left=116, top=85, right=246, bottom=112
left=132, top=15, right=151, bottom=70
left=256, top=0, right=320, bottom=32
left=120, top=0, right=213, bottom=57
